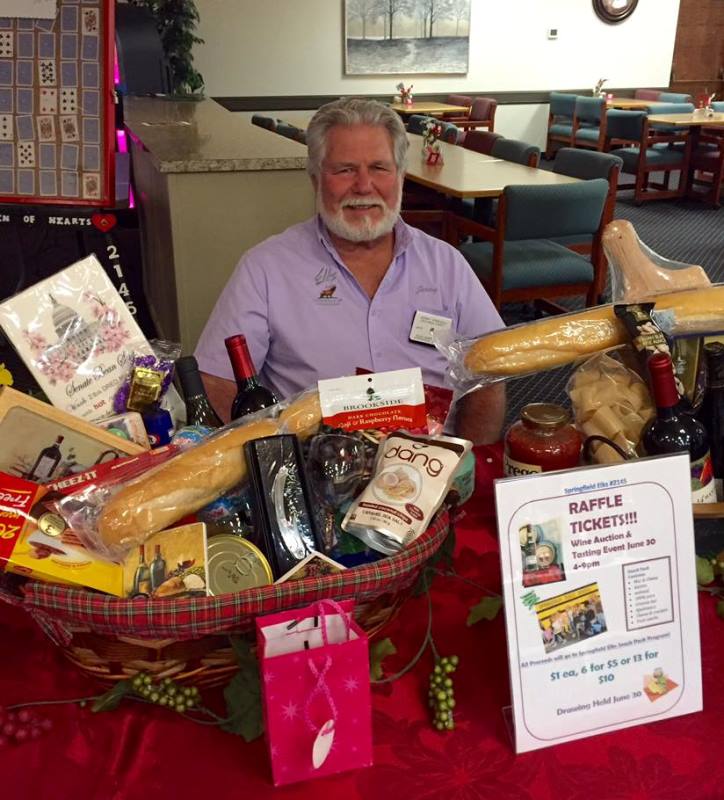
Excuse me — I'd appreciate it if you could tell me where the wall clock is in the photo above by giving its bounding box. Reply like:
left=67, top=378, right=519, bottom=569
left=592, top=0, right=639, bottom=24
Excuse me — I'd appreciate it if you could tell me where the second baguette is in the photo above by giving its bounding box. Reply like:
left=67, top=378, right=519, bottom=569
left=464, top=286, right=724, bottom=378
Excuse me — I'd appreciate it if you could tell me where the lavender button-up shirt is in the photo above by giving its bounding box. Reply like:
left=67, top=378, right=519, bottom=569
left=195, top=216, right=504, bottom=398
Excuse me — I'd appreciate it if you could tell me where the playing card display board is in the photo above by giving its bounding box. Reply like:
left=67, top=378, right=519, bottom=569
left=0, top=0, right=114, bottom=206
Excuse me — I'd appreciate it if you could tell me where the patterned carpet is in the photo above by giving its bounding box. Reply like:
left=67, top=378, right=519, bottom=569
left=502, top=189, right=724, bottom=426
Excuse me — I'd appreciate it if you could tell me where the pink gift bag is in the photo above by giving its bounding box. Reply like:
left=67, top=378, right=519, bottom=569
left=256, top=599, right=373, bottom=786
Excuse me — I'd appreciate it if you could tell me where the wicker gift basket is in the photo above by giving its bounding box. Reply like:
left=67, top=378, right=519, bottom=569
left=0, top=511, right=449, bottom=689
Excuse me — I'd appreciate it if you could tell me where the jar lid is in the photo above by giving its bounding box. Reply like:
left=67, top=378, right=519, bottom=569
left=521, top=403, right=570, bottom=430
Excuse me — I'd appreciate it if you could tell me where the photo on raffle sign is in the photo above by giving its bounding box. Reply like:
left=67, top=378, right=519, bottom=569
left=519, top=518, right=566, bottom=588
left=643, top=667, right=678, bottom=702
left=535, top=582, right=607, bottom=654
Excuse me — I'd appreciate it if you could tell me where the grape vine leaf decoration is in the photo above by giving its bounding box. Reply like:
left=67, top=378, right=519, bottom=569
left=92, top=679, right=132, bottom=713
left=696, top=555, right=715, bottom=587
left=369, top=637, right=397, bottom=681
left=223, top=637, right=264, bottom=742
left=466, top=596, right=503, bottom=627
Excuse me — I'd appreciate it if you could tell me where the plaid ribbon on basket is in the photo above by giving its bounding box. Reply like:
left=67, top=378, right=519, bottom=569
left=7, top=511, right=450, bottom=642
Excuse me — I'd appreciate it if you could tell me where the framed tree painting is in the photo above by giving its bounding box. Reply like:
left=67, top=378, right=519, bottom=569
left=344, top=0, right=471, bottom=75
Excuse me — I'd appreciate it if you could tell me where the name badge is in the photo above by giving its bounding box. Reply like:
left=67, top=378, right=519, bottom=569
left=409, top=310, right=453, bottom=345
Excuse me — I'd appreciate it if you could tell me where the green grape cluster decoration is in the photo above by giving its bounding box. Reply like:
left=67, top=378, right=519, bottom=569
left=428, top=655, right=459, bottom=731
left=130, top=673, right=200, bottom=714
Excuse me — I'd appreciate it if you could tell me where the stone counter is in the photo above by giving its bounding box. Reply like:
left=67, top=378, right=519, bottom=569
left=124, top=97, right=309, bottom=173
left=126, top=98, right=315, bottom=351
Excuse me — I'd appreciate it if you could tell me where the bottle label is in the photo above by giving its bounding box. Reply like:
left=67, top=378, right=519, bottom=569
left=691, top=451, right=717, bottom=504
left=504, top=455, right=542, bottom=477
left=33, top=454, right=58, bottom=480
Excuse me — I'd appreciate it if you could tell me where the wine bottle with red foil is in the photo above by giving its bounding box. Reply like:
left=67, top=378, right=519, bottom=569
left=225, top=334, right=278, bottom=421
left=642, top=352, right=716, bottom=503
left=175, top=355, right=224, bottom=429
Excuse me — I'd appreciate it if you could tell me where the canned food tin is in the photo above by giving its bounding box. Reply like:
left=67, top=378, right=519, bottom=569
left=207, top=535, right=273, bottom=596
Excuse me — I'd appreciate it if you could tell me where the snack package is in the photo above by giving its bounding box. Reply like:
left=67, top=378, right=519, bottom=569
left=342, top=432, right=471, bottom=554
left=54, top=387, right=324, bottom=560
left=113, top=339, right=182, bottom=415
left=440, top=286, right=724, bottom=392
left=355, top=367, right=453, bottom=435
left=603, top=219, right=711, bottom=304
left=319, top=368, right=426, bottom=433
left=614, top=302, right=685, bottom=396
left=566, top=351, right=655, bottom=464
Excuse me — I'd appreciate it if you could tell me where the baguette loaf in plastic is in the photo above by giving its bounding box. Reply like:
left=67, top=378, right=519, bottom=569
left=464, top=286, right=724, bottom=378
left=97, top=392, right=323, bottom=553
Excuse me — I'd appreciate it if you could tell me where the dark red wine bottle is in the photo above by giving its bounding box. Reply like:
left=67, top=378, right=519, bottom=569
left=225, top=335, right=278, bottom=421
left=642, top=352, right=716, bottom=503
left=175, top=355, right=224, bottom=429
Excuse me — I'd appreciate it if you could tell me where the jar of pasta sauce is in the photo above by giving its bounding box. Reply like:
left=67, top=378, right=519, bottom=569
left=504, top=403, right=582, bottom=476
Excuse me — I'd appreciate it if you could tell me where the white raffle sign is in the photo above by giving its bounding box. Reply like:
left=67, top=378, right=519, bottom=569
left=495, top=453, right=702, bottom=753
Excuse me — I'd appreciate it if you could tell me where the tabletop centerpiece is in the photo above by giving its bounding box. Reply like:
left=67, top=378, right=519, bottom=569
left=396, top=82, right=414, bottom=106
left=422, top=119, right=444, bottom=165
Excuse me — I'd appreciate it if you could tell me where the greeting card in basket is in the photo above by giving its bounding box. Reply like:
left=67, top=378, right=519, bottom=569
left=256, top=599, right=373, bottom=786
left=0, top=255, right=179, bottom=422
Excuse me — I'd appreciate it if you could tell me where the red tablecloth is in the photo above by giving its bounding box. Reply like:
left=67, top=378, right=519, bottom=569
left=1, top=445, right=721, bottom=800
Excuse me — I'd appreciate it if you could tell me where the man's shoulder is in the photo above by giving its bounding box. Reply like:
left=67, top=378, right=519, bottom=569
left=403, top=220, right=466, bottom=265
left=242, top=217, right=321, bottom=268
left=401, top=219, right=472, bottom=278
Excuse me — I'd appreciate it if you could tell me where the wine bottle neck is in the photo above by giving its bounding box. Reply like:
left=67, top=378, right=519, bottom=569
left=649, top=357, right=679, bottom=410
left=654, top=404, right=678, bottom=419
left=178, top=368, right=207, bottom=400
left=226, top=337, right=258, bottom=384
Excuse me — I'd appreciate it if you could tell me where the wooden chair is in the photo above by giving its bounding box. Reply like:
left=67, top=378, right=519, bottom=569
left=572, top=96, right=607, bottom=152
left=689, top=138, right=724, bottom=206
left=462, top=130, right=502, bottom=155
left=406, top=114, right=435, bottom=135
left=546, top=92, right=577, bottom=157
left=658, top=91, right=693, bottom=104
left=552, top=148, right=622, bottom=233
left=551, top=148, right=623, bottom=300
left=491, top=138, right=540, bottom=167
left=444, top=97, right=497, bottom=132
left=634, top=89, right=662, bottom=101
left=446, top=94, right=473, bottom=111
left=449, top=179, right=609, bottom=310
left=605, top=110, right=692, bottom=203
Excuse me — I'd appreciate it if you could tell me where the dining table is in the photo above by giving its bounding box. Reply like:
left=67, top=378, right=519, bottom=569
left=389, top=101, right=470, bottom=117
left=646, top=111, right=724, bottom=197
left=605, top=98, right=670, bottom=110
left=404, top=133, right=580, bottom=199
left=2, top=443, right=724, bottom=800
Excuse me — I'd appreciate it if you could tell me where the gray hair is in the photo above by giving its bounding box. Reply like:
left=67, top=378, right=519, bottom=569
left=306, top=97, right=409, bottom=178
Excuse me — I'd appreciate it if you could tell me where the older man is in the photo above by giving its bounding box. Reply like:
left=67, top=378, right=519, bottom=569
left=195, top=98, right=505, bottom=443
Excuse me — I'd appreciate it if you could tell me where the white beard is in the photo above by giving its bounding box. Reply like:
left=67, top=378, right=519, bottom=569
left=318, top=187, right=402, bottom=243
